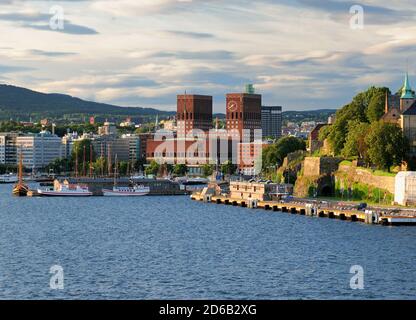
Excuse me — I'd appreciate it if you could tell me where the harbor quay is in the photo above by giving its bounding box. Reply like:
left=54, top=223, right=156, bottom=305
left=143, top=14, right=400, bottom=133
left=27, top=177, right=206, bottom=197
left=191, top=181, right=416, bottom=226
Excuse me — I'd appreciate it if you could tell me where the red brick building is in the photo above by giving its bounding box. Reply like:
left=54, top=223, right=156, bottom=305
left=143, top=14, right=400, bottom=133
left=146, top=90, right=265, bottom=176
left=177, top=94, right=213, bottom=136
left=226, top=93, right=262, bottom=141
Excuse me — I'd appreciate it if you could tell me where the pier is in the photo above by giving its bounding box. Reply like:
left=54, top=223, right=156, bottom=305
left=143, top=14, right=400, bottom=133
left=190, top=193, right=416, bottom=226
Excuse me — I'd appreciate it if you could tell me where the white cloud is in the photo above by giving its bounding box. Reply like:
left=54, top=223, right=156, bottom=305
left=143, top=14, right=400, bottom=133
left=0, top=0, right=415, bottom=111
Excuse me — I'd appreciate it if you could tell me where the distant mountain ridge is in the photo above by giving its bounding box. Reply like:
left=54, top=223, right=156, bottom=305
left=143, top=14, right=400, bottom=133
left=0, top=83, right=336, bottom=123
left=0, top=84, right=174, bottom=121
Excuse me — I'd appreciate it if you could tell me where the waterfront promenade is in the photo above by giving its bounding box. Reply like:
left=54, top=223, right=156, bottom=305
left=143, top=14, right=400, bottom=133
left=191, top=193, right=416, bottom=226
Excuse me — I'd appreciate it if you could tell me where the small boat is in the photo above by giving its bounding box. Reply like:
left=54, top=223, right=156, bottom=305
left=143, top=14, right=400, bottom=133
left=38, top=184, right=93, bottom=197
left=103, top=154, right=150, bottom=196
left=12, top=152, right=29, bottom=197
left=13, top=184, right=29, bottom=196
left=102, top=185, right=150, bottom=196
left=0, top=173, right=18, bottom=184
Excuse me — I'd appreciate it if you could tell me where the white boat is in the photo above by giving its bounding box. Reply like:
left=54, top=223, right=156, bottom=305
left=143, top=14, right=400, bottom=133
left=38, top=184, right=93, bottom=197
left=103, top=154, right=150, bottom=196
left=0, top=173, right=18, bottom=184
left=102, top=185, right=150, bottom=197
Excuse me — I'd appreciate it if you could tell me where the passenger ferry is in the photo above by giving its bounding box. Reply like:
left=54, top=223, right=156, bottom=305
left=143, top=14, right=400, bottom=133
left=38, top=184, right=93, bottom=197
left=102, top=185, right=150, bottom=197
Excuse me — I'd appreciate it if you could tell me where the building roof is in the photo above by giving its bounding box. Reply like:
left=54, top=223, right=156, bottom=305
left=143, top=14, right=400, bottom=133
left=401, top=73, right=415, bottom=99
left=402, top=101, right=416, bottom=115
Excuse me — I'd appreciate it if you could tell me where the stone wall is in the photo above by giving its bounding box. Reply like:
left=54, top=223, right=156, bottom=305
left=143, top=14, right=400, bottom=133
left=303, top=157, right=342, bottom=177
left=337, top=165, right=395, bottom=194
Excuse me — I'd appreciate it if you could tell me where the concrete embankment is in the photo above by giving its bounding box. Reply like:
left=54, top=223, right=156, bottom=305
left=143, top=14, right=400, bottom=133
left=190, top=193, right=416, bottom=226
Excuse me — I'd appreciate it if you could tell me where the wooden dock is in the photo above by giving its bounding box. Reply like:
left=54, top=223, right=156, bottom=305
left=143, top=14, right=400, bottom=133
left=190, top=193, right=416, bottom=226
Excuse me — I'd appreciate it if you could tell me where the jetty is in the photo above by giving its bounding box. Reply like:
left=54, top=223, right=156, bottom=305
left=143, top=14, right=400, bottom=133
left=191, top=181, right=416, bottom=226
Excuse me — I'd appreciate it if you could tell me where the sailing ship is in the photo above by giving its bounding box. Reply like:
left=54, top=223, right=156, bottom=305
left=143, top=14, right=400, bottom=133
left=12, top=152, right=29, bottom=196
left=102, top=154, right=150, bottom=196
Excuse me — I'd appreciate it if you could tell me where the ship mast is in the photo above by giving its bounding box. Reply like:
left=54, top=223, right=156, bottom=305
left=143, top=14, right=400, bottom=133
left=18, top=150, right=23, bottom=185
left=107, top=144, right=112, bottom=177
left=114, top=154, right=118, bottom=187
left=100, top=143, right=104, bottom=177
left=75, top=149, right=79, bottom=178
left=89, top=144, right=93, bottom=178
left=83, top=145, right=86, bottom=177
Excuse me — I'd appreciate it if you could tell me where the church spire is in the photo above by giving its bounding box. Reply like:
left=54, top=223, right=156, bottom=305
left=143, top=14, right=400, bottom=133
left=401, top=73, right=415, bottom=99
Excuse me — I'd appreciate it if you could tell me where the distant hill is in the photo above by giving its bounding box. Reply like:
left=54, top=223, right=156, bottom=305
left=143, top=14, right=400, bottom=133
left=0, top=84, right=337, bottom=124
left=282, top=109, right=337, bottom=124
left=0, top=84, right=174, bottom=121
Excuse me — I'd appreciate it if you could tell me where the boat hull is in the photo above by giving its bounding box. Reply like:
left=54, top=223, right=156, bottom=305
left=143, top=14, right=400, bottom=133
left=37, top=190, right=93, bottom=197
left=102, top=189, right=149, bottom=196
left=13, top=185, right=29, bottom=197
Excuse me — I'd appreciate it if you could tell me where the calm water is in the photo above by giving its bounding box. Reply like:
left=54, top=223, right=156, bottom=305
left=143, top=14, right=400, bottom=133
left=0, top=184, right=415, bottom=300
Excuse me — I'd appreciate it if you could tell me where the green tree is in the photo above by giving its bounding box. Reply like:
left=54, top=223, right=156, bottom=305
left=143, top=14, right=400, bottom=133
left=135, top=123, right=155, bottom=134
left=275, top=136, right=306, bottom=162
left=93, top=157, right=107, bottom=176
left=46, top=158, right=72, bottom=174
left=201, top=164, right=214, bottom=177
left=366, top=90, right=388, bottom=122
left=221, top=161, right=237, bottom=175
left=366, top=122, right=408, bottom=171
left=342, top=120, right=371, bottom=160
left=262, top=144, right=279, bottom=170
left=172, top=164, right=188, bottom=176
left=326, top=86, right=389, bottom=155
left=145, top=160, right=160, bottom=176
left=262, top=136, right=306, bottom=170
left=71, top=139, right=96, bottom=175
left=118, top=161, right=129, bottom=176
left=132, top=159, right=145, bottom=173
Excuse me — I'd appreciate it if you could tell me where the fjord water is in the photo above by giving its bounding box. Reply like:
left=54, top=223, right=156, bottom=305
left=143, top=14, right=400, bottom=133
left=0, top=184, right=415, bottom=300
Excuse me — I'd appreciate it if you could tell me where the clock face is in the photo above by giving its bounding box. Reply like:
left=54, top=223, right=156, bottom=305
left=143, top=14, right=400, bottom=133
left=227, top=101, right=238, bottom=112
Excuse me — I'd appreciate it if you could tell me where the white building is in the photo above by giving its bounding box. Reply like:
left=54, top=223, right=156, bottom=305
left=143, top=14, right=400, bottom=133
left=394, top=171, right=416, bottom=206
left=61, top=132, right=79, bottom=159
left=15, top=131, right=62, bottom=169
left=98, top=121, right=117, bottom=136
left=0, top=135, right=5, bottom=164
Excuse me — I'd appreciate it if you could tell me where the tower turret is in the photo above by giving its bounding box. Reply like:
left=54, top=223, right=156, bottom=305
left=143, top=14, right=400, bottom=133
left=400, top=73, right=416, bottom=112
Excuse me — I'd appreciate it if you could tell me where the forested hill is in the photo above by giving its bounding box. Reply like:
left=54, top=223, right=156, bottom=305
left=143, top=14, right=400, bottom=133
left=0, top=84, right=173, bottom=121
left=282, top=109, right=337, bottom=123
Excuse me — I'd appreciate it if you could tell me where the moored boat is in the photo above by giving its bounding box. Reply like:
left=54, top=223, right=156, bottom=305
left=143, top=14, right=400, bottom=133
left=0, top=173, right=18, bottom=184
left=12, top=152, right=29, bottom=197
left=103, top=154, right=150, bottom=196
left=102, top=185, right=150, bottom=196
left=13, top=184, right=29, bottom=196
left=38, top=184, right=93, bottom=197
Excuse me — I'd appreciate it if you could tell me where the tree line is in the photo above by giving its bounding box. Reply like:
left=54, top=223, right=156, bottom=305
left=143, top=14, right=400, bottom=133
left=319, top=86, right=408, bottom=171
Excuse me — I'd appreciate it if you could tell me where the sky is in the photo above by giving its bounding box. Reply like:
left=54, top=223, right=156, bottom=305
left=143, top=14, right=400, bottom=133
left=0, top=0, right=415, bottom=112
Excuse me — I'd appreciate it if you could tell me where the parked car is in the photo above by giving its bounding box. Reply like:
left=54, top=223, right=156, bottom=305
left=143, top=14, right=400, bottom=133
left=357, top=202, right=367, bottom=210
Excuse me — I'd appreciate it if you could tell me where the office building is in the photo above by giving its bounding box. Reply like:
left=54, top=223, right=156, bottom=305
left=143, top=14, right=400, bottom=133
left=15, top=131, right=62, bottom=169
left=0, top=132, right=20, bottom=164
left=261, top=106, right=282, bottom=139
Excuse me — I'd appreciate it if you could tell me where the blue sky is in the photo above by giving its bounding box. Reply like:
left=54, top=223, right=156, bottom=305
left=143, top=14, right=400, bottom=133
left=0, top=0, right=415, bottom=112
